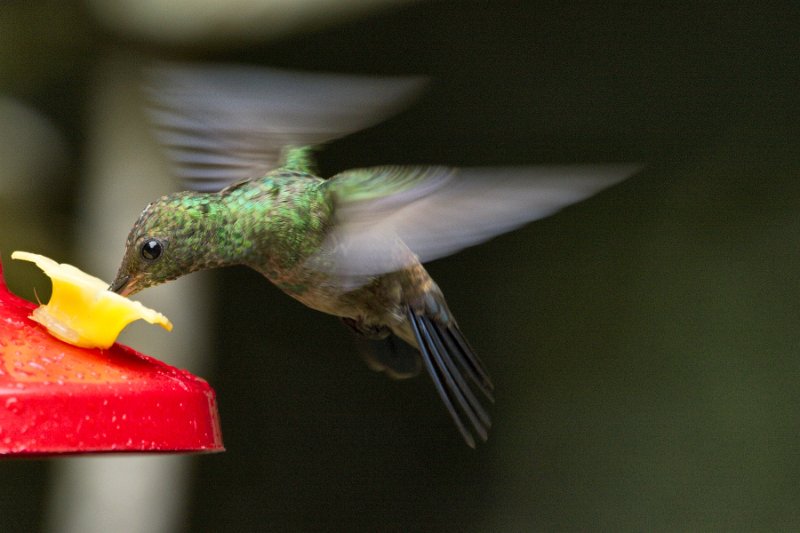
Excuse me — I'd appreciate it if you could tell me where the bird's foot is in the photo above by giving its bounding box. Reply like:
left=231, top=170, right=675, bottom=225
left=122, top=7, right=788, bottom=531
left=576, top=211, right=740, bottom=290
left=340, top=317, right=391, bottom=340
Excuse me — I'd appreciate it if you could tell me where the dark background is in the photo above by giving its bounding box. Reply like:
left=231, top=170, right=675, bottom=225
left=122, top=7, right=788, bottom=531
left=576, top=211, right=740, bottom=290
left=2, top=1, right=800, bottom=530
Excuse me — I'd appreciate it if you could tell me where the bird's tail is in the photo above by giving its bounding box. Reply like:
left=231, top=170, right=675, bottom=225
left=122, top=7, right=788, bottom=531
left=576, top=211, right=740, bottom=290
left=405, top=301, right=494, bottom=448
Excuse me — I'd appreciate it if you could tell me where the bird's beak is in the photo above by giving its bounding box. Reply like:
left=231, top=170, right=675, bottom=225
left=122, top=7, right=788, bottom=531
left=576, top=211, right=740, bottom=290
left=109, top=275, right=135, bottom=297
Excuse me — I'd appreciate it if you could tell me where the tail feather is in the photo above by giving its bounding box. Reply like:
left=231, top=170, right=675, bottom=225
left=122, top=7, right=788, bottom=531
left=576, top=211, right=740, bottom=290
left=429, top=321, right=492, bottom=425
left=438, top=323, right=494, bottom=401
left=407, top=307, right=493, bottom=447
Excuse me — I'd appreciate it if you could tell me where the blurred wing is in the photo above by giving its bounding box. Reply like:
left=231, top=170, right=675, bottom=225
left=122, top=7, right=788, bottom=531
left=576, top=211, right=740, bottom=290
left=311, top=164, right=639, bottom=277
left=144, top=63, right=426, bottom=191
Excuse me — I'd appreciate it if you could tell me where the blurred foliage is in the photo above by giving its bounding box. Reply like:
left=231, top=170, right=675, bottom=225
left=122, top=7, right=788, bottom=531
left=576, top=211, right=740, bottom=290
left=1, top=0, right=799, bottom=531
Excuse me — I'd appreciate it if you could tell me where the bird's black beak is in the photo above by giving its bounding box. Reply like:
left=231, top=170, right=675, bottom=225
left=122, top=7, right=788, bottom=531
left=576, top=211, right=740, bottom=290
left=109, top=275, right=132, bottom=296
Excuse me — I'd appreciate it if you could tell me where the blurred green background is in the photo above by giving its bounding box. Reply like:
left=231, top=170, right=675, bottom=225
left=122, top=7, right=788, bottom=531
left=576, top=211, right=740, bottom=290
left=2, top=1, right=800, bottom=531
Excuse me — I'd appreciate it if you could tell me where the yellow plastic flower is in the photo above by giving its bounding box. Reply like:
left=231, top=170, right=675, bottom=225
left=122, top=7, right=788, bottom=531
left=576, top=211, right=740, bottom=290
left=11, top=251, right=172, bottom=349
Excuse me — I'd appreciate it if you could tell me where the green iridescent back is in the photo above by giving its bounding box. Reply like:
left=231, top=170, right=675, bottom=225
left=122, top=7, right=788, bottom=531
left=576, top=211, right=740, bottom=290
left=220, top=170, right=332, bottom=281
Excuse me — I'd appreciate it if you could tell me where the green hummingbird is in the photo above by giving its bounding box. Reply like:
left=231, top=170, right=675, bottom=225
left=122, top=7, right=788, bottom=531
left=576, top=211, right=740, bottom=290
left=109, top=63, right=637, bottom=447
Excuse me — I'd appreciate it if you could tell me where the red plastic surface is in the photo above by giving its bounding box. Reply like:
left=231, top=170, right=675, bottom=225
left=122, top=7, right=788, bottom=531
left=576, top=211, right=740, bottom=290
left=0, top=260, right=223, bottom=456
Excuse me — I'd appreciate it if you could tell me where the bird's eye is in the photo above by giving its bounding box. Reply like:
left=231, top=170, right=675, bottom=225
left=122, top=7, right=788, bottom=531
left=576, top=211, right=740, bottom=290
left=141, top=239, right=163, bottom=262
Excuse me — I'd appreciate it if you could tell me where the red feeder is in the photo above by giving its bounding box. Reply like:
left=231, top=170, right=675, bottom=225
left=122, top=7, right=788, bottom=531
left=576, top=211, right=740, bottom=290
left=0, top=260, right=223, bottom=456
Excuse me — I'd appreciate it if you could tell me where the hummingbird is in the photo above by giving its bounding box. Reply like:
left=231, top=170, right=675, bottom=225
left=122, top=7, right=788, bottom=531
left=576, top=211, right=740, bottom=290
left=109, top=63, right=637, bottom=447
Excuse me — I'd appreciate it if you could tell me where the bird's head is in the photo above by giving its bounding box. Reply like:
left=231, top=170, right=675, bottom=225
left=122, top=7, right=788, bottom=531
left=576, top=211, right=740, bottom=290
left=109, top=193, right=216, bottom=296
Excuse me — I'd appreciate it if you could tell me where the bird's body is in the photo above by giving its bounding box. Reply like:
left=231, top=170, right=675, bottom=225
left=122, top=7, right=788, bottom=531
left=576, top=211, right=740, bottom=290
left=123, top=154, right=443, bottom=342
left=109, top=63, right=637, bottom=446
left=114, top=147, right=495, bottom=445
